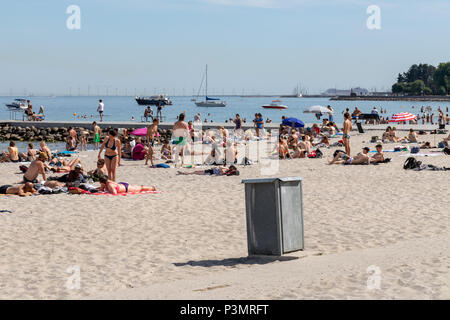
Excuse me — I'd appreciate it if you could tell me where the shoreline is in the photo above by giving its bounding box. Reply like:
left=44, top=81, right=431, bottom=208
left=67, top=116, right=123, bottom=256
left=331, top=95, right=450, bottom=101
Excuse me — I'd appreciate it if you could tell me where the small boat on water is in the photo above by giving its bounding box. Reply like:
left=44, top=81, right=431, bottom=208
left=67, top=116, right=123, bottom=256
left=195, top=65, right=227, bottom=108
left=4, top=98, right=27, bottom=111
left=135, top=94, right=172, bottom=106
left=262, top=100, right=288, bottom=110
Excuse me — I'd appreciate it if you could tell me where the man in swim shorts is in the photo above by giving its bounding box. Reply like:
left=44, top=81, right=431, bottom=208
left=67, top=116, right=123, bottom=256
left=0, top=183, right=37, bottom=196
left=343, top=112, right=352, bottom=156
left=93, top=121, right=101, bottom=150
left=24, top=152, right=47, bottom=183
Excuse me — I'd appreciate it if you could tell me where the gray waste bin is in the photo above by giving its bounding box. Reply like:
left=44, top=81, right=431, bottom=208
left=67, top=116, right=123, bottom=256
left=242, top=177, right=304, bottom=256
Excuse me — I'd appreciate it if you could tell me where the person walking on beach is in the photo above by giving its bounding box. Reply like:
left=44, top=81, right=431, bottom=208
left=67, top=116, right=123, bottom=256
left=145, top=118, right=159, bottom=167
left=98, top=129, right=121, bottom=181
left=97, top=99, right=104, bottom=122
left=343, top=112, right=352, bottom=156
left=92, top=121, right=101, bottom=150
left=172, top=113, right=189, bottom=167
left=327, top=105, right=334, bottom=122
left=157, top=101, right=163, bottom=121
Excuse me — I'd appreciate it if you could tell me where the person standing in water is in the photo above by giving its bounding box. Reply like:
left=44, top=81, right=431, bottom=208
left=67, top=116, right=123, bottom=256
left=97, top=99, right=104, bottom=122
left=343, top=112, right=352, bottom=156
left=98, top=129, right=121, bottom=181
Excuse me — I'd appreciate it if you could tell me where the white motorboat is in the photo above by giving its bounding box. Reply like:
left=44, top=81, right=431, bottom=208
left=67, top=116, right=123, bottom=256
left=262, top=99, right=288, bottom=110
left=5, top=99, right=27, bottom=111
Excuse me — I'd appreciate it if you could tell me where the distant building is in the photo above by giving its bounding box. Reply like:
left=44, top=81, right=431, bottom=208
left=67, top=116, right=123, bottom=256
left=322, top=87, right=369, bottom=96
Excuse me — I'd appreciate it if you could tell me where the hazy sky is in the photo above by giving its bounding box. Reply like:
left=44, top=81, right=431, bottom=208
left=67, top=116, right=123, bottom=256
left=0, top=0, right=449, bottom=95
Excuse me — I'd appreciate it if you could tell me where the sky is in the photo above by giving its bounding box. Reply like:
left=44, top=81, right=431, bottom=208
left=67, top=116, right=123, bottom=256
left=0, top=0, right=449, bottom=96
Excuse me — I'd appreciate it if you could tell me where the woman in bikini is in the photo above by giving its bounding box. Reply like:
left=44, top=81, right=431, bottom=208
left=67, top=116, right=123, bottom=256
left=98, top=129, right=121, bottom=181
left=98, top=175, right=156, bottom=195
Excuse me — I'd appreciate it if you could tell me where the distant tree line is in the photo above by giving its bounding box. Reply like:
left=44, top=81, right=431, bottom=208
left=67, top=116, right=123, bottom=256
left=392, top=62, right=450, bottom=96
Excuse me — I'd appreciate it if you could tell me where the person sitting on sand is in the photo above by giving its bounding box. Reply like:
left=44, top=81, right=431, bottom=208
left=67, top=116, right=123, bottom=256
left=177, top=165, right=239, bottom=176
left=371, top=144, right=385, bottom=163
left=66, top=164, right=87, bottom=187
left=88, top=158, right=107, bottom=181
left=23, top=152, right=48, bottom=183
left=406, top=128, right=418, bottom=143
left=329, top=147, right=371, bottom=165
left=39, top=141, right=52, bottom=162
left=66, top=135, right=78, bottom=151
left=132, top=138, right=147, bottom=161
left=26, top=143, right=37, bottom=161
left=382, top=127, right=392, bottom=142
left=287, top=129, right=299, bottom=149
left=0, top=141, right=20, bottom=163
left=391, top=127, right=402, bottom=142
left=292, top=145, right=306, bottom=159
left=278, top=137, right=290, bottom=159
left=298, top=135, right=312, bottom=155
left=98, top=175, right=156, bottom=195
left=0, top=183, right=37, bottom=196
left=160, top=140, right=172, bottom=160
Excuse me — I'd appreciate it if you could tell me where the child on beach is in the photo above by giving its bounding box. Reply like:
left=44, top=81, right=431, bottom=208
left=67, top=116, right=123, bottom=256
left=161, top=141, right=172, bottom=160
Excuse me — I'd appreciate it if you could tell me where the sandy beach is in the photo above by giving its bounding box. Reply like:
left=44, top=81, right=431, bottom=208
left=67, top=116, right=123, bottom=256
left=1, top=130, right=449, bottom=299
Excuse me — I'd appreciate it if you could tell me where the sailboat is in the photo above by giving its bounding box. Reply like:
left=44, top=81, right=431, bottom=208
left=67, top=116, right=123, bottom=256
left=195, top=65, right=226, bottom=107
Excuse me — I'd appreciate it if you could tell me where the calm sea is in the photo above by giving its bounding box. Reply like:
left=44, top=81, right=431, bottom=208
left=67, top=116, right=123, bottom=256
left=1, top=95, right=449, bottom=150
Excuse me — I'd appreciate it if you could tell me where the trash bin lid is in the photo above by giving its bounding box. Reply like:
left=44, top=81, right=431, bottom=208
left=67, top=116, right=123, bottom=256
left=242, top=177, right=303, bottom=184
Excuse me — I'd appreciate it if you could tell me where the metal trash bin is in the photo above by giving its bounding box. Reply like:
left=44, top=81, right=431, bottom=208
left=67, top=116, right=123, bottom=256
left=242, top=177, right=304, bottom=256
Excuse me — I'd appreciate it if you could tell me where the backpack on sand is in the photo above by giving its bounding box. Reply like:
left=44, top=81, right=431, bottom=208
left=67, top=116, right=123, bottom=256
left=403, top=157, right=422, bottom=170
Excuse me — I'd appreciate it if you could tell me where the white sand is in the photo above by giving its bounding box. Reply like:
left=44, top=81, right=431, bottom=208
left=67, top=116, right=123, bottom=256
left=0, top=130, right=449, bottom=299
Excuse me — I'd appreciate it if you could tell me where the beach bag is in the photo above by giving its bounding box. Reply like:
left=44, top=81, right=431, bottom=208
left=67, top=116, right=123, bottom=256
left=438, top=142, right=445, bottom=148
left=68, top=187, right=84, bottom=195
left=19, top=165, right=28, bottom=173
left=156, top=163, right=170, bottom=168
left=403, top=157, right=421, bottom=170
left=411, top=146, right=420, bottom=154
left=443, top=147, right=450, bottom=155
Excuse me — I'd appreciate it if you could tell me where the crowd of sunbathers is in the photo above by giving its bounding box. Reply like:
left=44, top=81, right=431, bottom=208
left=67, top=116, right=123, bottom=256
left=278, top=120, right=341, bottom=159
left=0, top=143, right=156, bottom=196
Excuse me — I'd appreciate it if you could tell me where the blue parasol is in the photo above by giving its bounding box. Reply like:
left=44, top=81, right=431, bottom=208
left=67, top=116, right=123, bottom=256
left=282, top=117, right=305, bottom=128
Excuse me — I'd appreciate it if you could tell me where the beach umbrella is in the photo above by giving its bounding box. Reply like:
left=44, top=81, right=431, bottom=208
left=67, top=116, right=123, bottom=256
left=389, top=112, right=417, bottom=122
left=304, top=105, right=332, bottom=114
left=282, top=117, right=305, bottom=128
left=130, top=127, right=147, bottom=136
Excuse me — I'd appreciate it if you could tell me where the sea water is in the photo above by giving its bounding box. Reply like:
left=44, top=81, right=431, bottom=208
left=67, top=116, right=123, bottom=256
left=1, top=96, right=448, bottom=125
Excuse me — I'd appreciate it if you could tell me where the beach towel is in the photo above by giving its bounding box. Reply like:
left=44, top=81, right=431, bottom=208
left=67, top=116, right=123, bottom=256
left=400, top=153, right=441, bottom=157
left=68, top=187, right=161, bottom=196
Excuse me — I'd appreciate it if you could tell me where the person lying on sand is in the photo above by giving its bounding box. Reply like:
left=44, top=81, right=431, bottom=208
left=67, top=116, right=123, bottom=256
left=97, top=175, right=156, bottom=195
left=328, top=147, right=371, bottom=165
left=0, top=183, right=37, bottom=196
left=23, top=152, right=48, bottom=183
left=371, top=144, right=385, bottom=163
left=177, top=165, right=239, bottom=176
left=49, top=158, right=82, bottom=173
left=420, top=142, right=434, bottom=149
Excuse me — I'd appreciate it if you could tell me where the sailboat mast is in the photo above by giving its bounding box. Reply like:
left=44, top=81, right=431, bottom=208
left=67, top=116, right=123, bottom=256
left=205, top=64, right=208, bottom=98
